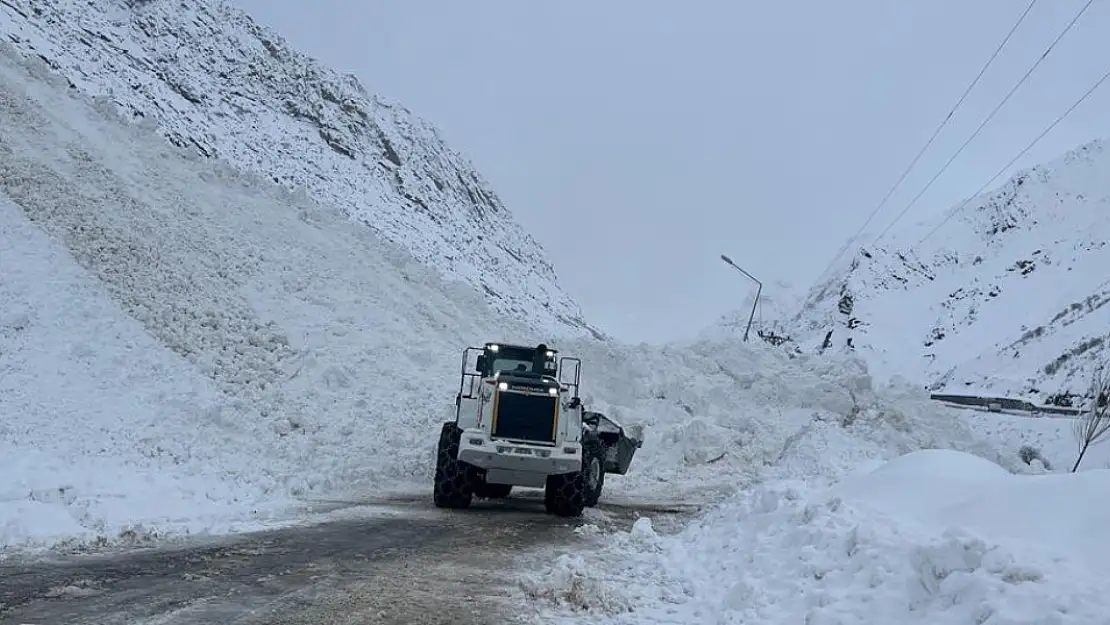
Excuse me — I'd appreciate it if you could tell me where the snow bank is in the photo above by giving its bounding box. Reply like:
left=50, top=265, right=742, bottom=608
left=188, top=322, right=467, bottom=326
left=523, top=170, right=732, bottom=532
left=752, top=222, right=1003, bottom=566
left=527, top=449, right=1110, bottom=624
left=834, top=449, right=1110, bottom=571
left=963, top=409, right=1110, bottom=474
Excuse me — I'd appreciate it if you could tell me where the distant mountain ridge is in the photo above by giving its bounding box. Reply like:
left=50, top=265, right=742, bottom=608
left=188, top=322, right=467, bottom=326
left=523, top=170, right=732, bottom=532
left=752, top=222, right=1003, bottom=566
left=0, top=0, right=603, bottom=338
left=742, top=139, right=1110, bottom=405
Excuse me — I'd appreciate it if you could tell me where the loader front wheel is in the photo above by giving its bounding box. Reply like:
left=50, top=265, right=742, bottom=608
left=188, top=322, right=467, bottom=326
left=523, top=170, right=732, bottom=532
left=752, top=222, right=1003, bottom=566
left=544, top=439, right=603, bottom=517
left=433, top=422, right=475, bottom=509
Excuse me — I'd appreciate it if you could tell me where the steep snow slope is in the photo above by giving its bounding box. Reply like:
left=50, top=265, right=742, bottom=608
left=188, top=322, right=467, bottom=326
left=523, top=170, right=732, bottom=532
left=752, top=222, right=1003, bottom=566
left=790, top=139, right=1110, bottom=405
left=1, top=192, right=302, bottom=548
left=0, top=0, right=600, bottom=337
left=0, top=38, right=1005, bottom=553
left=0, top=41, right=539, bottom=550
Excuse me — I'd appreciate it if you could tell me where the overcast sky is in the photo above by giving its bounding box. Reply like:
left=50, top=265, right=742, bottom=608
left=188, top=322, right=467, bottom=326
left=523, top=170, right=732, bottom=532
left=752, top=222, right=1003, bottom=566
left=235, top=0, right=1110, bottom=343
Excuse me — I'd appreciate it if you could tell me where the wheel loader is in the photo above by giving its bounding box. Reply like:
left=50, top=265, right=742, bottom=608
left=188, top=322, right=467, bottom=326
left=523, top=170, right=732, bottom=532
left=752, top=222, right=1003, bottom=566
left=433, top=342, right=642, bottom=517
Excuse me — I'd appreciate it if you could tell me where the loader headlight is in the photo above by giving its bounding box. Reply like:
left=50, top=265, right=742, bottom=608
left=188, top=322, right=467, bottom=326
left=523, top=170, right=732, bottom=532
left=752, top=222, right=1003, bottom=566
left=545, top=350, right=554, bottom=357
left=548, top=387, right=559, bottom=396
left=498, top=382, right=509, bottom=391
left=488, top=344, right=500, bottom=352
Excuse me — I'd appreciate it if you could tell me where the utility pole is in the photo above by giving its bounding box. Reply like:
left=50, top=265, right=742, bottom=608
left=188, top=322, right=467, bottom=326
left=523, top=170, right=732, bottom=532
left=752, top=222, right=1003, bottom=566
left=720, top=254, right=761, bottom=342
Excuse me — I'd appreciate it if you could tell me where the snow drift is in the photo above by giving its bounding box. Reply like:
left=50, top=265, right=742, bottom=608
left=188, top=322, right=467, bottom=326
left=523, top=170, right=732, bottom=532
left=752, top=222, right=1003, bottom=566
left=525, top=450, right=1110, bottom=624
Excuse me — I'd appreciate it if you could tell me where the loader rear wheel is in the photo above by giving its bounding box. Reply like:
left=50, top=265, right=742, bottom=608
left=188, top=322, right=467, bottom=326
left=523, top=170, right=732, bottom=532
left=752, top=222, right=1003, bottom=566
left=433, top=422, right=475, bottom=509
left=583, top=439, right=605, bottom=508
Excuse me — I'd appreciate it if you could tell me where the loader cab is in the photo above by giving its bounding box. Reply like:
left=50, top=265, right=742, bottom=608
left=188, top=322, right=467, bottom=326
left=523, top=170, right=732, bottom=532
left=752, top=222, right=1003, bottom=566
left=475, top=342, right=558, bottom=379
left=456, top=342, right=582, bottom=426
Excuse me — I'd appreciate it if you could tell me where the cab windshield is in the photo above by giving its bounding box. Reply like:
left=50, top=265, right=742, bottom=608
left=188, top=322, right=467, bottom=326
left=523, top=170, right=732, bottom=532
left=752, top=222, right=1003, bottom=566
left=490, top=357, right=534, bottom=374
left=484, top=345, right=555, bottom=376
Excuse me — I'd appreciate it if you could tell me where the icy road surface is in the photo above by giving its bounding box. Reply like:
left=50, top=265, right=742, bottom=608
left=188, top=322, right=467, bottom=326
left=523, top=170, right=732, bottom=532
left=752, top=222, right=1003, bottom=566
left=0, top=493, right=697, bottom=625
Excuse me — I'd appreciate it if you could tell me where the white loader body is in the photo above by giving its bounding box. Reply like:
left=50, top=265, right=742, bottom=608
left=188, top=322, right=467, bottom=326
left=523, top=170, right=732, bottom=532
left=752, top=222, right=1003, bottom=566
left=433, top=341, right=641, bottom=517
left=456, top=362, right=584, bottom=488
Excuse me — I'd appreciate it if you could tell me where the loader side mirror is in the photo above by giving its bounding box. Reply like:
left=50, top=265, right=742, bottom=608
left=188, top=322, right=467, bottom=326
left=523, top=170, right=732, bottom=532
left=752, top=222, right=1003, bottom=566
left=475, top=355, right=487, bottom=373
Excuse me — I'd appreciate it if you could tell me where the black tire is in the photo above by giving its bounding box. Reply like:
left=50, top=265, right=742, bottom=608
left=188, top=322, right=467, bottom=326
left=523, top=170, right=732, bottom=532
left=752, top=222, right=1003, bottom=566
left=544, top=437, right=603, bottom=517
left=583, top=439, right=605, bottom=508
left=433, top=422, right=475, bottom=509
left=475, top=483, right=512, bottom=499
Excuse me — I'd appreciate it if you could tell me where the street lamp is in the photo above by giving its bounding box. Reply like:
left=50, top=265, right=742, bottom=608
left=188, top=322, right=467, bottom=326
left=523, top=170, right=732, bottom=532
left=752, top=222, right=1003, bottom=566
left=720, top=254, right=761, bottom=342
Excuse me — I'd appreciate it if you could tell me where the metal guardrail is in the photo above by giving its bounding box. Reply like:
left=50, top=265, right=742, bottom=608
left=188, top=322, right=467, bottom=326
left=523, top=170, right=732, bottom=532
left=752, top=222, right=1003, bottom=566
left=929, top=393, right=1084, bottom=417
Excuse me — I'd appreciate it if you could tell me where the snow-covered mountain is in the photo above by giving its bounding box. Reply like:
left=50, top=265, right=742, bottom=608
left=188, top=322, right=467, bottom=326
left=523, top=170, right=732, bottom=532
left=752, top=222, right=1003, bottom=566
left=790, top=138, right=1110, bottom=406
left=0, top=0, right=601, bottom=338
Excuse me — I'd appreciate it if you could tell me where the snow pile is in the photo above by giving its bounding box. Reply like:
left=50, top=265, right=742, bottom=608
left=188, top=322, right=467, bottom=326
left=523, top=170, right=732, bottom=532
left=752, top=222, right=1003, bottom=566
left=788, top=138, right=1110, bottom=404
left=526, top=449, right=1110, bottom=624
left=559, top=336, right=1011, bottom=501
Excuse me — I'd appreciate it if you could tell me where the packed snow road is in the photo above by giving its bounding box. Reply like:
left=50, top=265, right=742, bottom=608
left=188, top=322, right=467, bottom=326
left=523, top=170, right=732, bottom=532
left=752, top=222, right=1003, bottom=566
left=0, top=493, right=697, bottom=625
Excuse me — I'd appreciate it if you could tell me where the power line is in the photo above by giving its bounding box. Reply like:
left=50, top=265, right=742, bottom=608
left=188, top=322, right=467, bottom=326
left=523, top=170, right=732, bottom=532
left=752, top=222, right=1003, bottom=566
left=912, top=63, right=1110, bottom=249
left=819, top=0, right=1039, bottom=278
left=871, top=0, right=1096, bottom=246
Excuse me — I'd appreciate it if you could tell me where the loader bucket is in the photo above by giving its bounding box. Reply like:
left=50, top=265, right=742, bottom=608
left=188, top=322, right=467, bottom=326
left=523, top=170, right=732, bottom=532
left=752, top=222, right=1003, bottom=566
left=584, top=410, right=644, bottom=475
left=607, top=429, right=641, bottom=475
